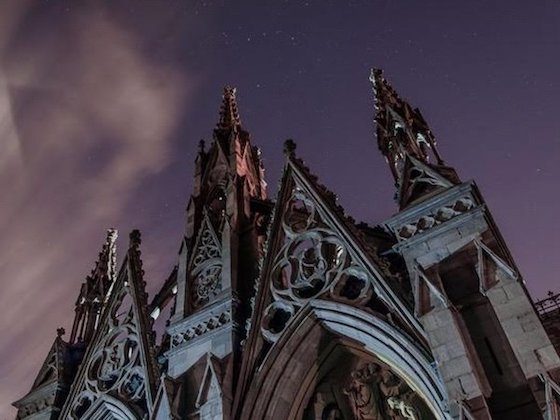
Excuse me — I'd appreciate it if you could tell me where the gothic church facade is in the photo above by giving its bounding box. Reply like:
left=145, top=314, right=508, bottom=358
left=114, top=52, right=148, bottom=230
left=14, top=70, right=560, bottom=419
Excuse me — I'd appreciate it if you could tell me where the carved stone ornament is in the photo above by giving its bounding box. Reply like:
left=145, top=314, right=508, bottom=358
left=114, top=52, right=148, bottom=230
left=343, top=362, right=421, bottom=420
left=192, top=224, right=221, bottom=266
left=191, top=216, right=223, bottom=310
left=171, top=308, right=232, bottom=347
left=261, top=188, right=373, bottom=342
left=343, top=363, right=384, bottom=419
left=70, top=289, right=146, bottom=419
left=304, top=358, right=433, bottom=420
left=396, top=196, right=474, bottom=240
left=193, top=265, right=222, bottom=308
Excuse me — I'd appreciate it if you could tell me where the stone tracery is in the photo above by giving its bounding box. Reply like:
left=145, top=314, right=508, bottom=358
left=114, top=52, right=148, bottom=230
left=190, top=216, right=223, bottom=310
left=70, top=288, right=146, bottom=419
left=262, top=187, right=373, bottom=342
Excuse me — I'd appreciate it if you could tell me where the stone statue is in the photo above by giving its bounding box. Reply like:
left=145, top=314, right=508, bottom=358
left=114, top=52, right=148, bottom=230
left=344, top=363, right=383, bottom=419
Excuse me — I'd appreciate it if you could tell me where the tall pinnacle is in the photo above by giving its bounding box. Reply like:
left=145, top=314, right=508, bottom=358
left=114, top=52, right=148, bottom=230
left=70, top=228, right=118, bottom=344
left=370, top=69, right=461, bottom=209
left=217, top=86, right=242, bottom=131
left=370, top=68, right=444, bottom=182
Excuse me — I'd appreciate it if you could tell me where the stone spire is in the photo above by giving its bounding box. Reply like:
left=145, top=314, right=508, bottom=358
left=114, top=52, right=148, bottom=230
left=167, top=86, right=272, bottom=420
left=370, top=69, right=461, bottom=209
left=69, top=228, right=118, bottom=344
left=370, top=68, right=444, bottom=182
left=216, top=86, right=242, bottom=131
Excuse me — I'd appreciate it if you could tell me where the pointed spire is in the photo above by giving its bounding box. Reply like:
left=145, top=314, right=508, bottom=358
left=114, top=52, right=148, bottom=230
left=369, top=68, right=444, bottom=183
left=369, top=69, right=461, bottom=209
left=104, top=228, right=118, bottom=284
left=70, top=228, right=118, bottom=344
left=91, top=228, right=118, bottom=292
left=204, top=86, right=266, bottom=199
left=217, top=86, right=242, bottom=131
left=59, top=228, right=158, bottom=418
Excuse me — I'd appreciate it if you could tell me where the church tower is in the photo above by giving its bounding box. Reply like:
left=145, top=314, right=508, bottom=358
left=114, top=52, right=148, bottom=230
left=163, top=87, right=271, bottom=418
left=374, top=69, right=560, bottom=418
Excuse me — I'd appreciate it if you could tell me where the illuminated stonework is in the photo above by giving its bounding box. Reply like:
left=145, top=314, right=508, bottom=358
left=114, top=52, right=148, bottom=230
left=15, top=76, right=560, bottom=420
left=304, top=358, right=435, bottom=420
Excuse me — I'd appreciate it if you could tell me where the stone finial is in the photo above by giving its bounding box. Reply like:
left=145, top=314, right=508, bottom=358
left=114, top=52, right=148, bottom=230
left=283, top=139, right=297, bottom=157
left=57, top=327, right=65, bottom=337
left=217, top=86, right=241, bottom=130
left=198, top=139, right=206, bottom=154
left=129, top=229, right=142, bottom=249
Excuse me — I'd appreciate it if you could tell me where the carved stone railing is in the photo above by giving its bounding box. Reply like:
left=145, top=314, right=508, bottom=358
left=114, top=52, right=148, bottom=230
left=168, top=302, right=232, bottom=349
left=383, top=182, right=479, bottom=244
left=394, top=196, right=474, bottom=241
left=535, top=291, right=560, bottom=318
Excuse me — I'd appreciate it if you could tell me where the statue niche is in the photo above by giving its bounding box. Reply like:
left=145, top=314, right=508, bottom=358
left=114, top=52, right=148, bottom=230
left=304, top=358, right=435, bottom=420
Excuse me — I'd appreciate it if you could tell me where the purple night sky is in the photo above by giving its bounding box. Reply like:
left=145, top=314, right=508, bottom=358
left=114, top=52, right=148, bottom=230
left=1, top=1, right=559, bottom=416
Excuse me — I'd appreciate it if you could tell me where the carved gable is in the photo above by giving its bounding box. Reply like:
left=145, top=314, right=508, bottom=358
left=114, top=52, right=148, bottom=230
left=13, top=333, right=78, bottom=420
left=239, top=148, right=427, bottom=396
left=60, top=231, right=157, bottom=420
left=189, top=212, right=223, bottom=311
left=260, top=183, right=374, bottom=342
left=398, top=154, right=455, bottom=209
left=32, top=339, right=64, bottom=389
left=195, top=355, right=224, bottom=418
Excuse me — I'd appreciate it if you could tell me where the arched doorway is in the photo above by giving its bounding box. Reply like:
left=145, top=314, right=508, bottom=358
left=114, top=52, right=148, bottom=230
left=241, top=300, right=450, bottom=419
left=300, top=346, right=436, bottom=419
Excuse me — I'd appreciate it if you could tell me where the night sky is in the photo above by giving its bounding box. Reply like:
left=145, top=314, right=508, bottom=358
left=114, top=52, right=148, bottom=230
left=1, top=1, right=560, bottom=416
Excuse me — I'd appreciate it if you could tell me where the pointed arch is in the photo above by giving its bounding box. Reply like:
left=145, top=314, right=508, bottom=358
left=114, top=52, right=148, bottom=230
left=235, top=149, right=430, bottom=414
left=240, top=300, right=451, bottom=419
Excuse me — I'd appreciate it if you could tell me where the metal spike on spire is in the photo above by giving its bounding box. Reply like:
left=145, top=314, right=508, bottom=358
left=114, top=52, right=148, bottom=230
left=217, top=86, right=242, bottom=130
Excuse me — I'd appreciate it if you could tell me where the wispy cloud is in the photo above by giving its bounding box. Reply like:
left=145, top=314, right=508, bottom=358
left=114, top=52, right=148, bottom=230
left=0, top=5, right=192, bottom=416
